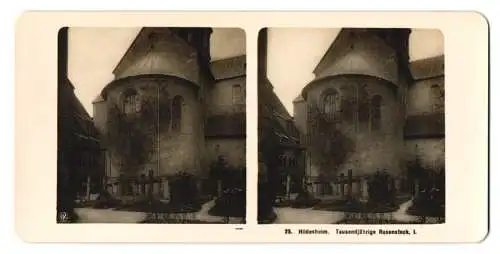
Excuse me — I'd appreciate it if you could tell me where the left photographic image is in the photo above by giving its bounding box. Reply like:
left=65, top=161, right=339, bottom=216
left=57, top=27, right=247, bottom=224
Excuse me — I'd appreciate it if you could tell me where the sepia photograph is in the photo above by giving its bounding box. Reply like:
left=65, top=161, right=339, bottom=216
left=15, top=11, right=488, bottom=243
left=258, top=27, right=445, bottom=224
left=57, top=26, right=247, bottom=224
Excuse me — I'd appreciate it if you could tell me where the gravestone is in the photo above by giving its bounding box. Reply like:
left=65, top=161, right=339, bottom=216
left=86, top=176, right=91, bottom=200
left=347, top=170, right=353, bottom=198
left=286, top=175, right=291, bottom=197
left=414, top=179, right=420, bottom=197
left=395, top=178, right=401, bottom=193
left=153, top=181, right=160, bottom=196
left=217, top=180, right=223, bottom=197
left=131, top=183, right=137, bottom=196
left=163, top=179, right=170, bottom=200
left=361, top=177, right=369, bottom=202
left=140, top=174, right=146, bottom=196
left=339, top=173, right=345, bottom=197
left=147, top=170, right=154, bottom=198
left=118, top=174, right=125, bottom=196
left=357, top=179, right=363, bottom=197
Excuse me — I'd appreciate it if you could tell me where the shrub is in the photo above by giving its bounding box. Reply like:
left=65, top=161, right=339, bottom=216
left=168, top=171, right=202, bottom=212
left=290, top=191, right=321, bottom=208
left=257, top=182, right=276, bottom=223
left=366, top=170, right=397, bottom=207
left=407, top=188, right=445, bottom=217
left=91, top=190, right=121, bottom=209
left=208, top=187, right=246, bottom=218
left=407, top=169, right=445, bottom=218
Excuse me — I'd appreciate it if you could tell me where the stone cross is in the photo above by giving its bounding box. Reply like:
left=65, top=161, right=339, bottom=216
left=118, top=173, right=125, bottom=196
left=86, top=176, right=91, bottom=200
left=347, top=169, right=353, bottom=198
left=339, top=173, right=345, bottom=197
left=414, top=179, right=420, bottom=197
left=147, top=170, right=154, bottom=198
left=357, top=178, right=363, bottom=197
left=361, top=177, right=369, bottom=202
left=286, top=175, right=292, bottom=198
left=162, top=179, right=170, bottom=200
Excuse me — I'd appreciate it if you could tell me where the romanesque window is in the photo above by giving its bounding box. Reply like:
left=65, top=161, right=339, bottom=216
left=232, top=84, right=244, bottom=105
left=123, top=90, right=141, bottom=115
left=321, top=89, right=339, bottom=121
left=370, top=95, right=382, bottom=131
left=171, top=95, right=183, bottom=132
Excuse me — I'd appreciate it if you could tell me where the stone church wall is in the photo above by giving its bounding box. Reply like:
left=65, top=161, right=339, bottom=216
left=304, top=75, right=405, bottom=178
left=205, top=139, right=246, bottom=169
left=102, top=76, right=206, bottom=178
left=406, top=76, right=445, bottom=116
left=404, top=75, right=445, bottom=172
left=207, top=76, right=246, bottom=115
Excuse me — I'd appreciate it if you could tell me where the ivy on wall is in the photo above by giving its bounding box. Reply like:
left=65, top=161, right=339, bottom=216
left=105, top=86, right=176, bottom=176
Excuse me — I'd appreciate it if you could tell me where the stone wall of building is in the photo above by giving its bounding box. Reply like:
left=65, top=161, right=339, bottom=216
left=304, top=75, right=405, bottom=177
left=404, top=75, right=445, bottom=171
left=206, top=76, right=246, bottom=115
left=102, top=76, right=206, bottom=178
left=405, top=138, right=445, bottom=171
left=406, top=76, right=445, bottom=115
left=205, top=138, right=246, bottom=169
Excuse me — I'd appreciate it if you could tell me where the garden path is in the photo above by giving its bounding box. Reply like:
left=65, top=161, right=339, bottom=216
left=273, top=199, right=443, bottom=224
left=75, top=199, right=243, bottom=223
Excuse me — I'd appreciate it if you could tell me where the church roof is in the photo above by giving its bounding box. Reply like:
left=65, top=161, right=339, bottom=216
left=111, top=27, right=212, bottom=79
left=112, top=27, right=146, bottom=75
left=258, top=78, right=301, bottom=148
left=410, top=55, right=445, bottom=80
left=210, top=55, right=246, bottom=80
left=59, top=78, right=100, bottom=144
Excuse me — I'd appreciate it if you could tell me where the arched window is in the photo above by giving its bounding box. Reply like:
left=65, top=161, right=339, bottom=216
left=171, top=95, right=183, bottom=132
left=123, top=90, right=141, bottom=115
left=370, top=95, right=382, bottom=131
left=321, top=89, right=339, bottom=121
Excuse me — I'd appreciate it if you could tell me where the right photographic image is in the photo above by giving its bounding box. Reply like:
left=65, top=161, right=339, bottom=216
left=257, top=28, right=445, bottom=224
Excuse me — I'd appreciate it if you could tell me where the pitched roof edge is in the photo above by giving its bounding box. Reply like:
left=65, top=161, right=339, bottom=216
left=111, top=28, right=145, bottom=75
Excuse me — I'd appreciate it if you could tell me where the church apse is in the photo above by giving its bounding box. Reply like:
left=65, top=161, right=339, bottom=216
left=304, top=75, right=403, bottom=178
left=103, top=76, right=205, bottom=178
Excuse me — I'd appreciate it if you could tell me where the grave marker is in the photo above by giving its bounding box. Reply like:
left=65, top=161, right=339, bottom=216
left=339, top=173, right=345, bottom=197
left=347, top=169, right=353, bottom=198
